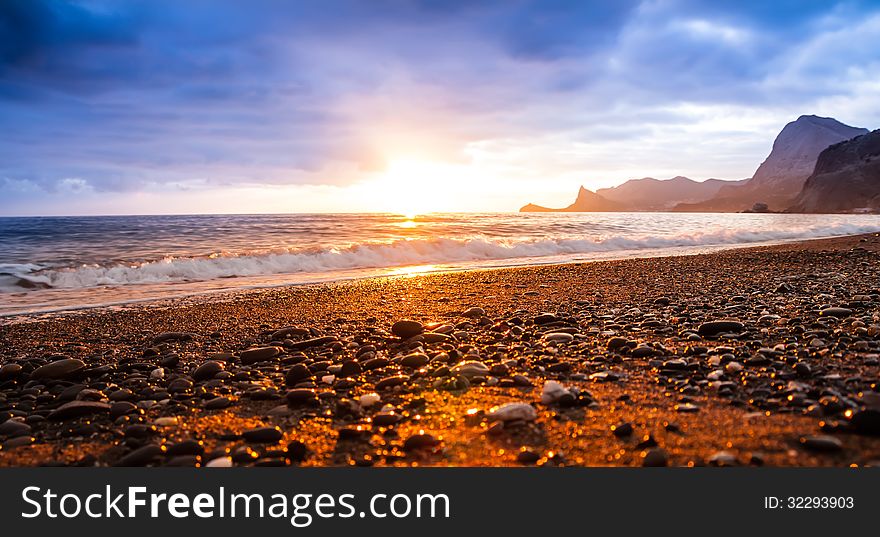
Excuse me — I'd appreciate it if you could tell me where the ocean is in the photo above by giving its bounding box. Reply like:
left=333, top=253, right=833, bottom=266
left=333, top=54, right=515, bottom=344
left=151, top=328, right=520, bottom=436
left=2, top=212, right=880, bottom=316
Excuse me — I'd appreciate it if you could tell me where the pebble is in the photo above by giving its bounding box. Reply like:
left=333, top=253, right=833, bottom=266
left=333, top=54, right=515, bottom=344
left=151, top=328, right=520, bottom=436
left=516, top=449, right=540, bottom=464
left=205, top=456, right=234, bottom=468
left=451, top=361, right=489, bottom=379
left=154, top=416, right=179, bottom=427
left=159, top=354, right=180, bottom=368
left=400, top=352, right=430, bottom=368
left=540, top=380, right=571, bottom=404
left=205, top=396, right=232, bottom=410
left=725, top=362, right=744, bottom=374
left=122, top=423, right=159, bottom=438
left=110, top=401, right=137, bottom=418
left=48, top=401, right=110, bottom=421
left=362, top=357, right=390, bottom=371
left=2, top=436, right=33, bottom=449
left=819, top=307, right=853, bottom=318
left=391, top=320, right=424, bottom=338
left=543, top=332, right=574, bottom=344
left=403, top=433, right=440, bottom=451
left=0, top=363, right=23, bottom=380
left=192, top=360, right=224, bottom=381
left=800, top=435, right=843, bottom=452
left=165, top=439, right=204, bottom=456
left=533, top=313, right=558, bottom=325
left=285, top=363, right=312, bottom=386
left=697, top=320, right=744, bottom=336
left=422, top=332, right=452, bottom=344
left=512, top=374, right=533, bottom=386
left=359, top=393, right=381, bottom=408
left=461, top=307, right=486, bottom=318
left=31, top=358, right=85, bottom=380
left=607, top=337, right=628, bottom=350
left=167, top=378, right=193, bottom=393
left=372, top=404, right=401, bottom=422
left=339, top=361, right=362, bottom=377
left=487, top=403, right=537, bottom=422
left=375, top=375, right=410, bottom=390
left=242, top=426, right=283, bottom=443
left=708, top=451, right=738, bottom=466
left=642, top=448, right=668, bottom=467
left=286, top=388, right=319, bottom=406
left=0, top=419, right=31, bottom=437
left=271, top=326, right=310, bottom=340
left=166, top=455, right=200, bottom=467
left=240, top=346, right=282, bottom=365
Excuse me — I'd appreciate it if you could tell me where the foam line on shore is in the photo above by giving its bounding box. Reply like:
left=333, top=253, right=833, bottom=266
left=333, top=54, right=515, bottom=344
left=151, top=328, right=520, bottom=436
left=3, top=222, right=880, bottom=291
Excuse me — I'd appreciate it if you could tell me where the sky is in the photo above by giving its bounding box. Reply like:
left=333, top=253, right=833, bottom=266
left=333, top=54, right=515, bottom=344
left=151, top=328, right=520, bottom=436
left=2, top=0, right=880, bottom=216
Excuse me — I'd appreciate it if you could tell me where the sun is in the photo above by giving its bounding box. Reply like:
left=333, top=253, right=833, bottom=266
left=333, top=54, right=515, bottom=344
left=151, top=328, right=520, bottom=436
left=351, top=156, right=490, bottom=215
left=365, top=157, right=463, bottom=216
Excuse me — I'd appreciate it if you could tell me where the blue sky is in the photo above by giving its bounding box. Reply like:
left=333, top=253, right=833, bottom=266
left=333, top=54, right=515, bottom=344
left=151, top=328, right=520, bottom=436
left=2, top=0, right=879, bottom=215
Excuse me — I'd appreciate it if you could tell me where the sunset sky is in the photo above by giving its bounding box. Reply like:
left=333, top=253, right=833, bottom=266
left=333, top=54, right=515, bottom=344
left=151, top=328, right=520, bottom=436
left=2, top=0, right=880, bottom=216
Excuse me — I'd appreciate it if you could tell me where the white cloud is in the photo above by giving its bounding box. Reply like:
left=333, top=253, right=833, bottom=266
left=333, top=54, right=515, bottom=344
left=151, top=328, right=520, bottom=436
left=673, top=18, right=750, bottom=45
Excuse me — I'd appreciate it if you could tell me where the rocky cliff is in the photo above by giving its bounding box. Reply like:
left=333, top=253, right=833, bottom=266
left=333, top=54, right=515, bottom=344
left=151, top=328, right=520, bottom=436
left=675, top=115, right=868, bottom=212
left=787, top=130, right=880, bottom=213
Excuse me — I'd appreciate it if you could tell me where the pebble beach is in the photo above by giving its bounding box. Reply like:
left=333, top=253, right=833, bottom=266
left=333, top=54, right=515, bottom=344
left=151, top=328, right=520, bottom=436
left=2, top=233, right=880, bottom=467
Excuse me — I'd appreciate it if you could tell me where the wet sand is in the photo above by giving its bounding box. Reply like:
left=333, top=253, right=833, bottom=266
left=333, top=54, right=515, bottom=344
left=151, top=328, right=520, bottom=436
left=2, top=233, right=880, bottom=467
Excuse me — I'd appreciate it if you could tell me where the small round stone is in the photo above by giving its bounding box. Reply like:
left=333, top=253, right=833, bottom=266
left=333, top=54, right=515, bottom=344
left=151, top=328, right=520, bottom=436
left=31, top=359, right=85, bottom=380
left=697, top=320, right=744, bottom=336
left=242, top=426, right=283, bottom=443
left=400, top=353, right=430, bottom=368
left=286, top=388, right=319, bottom=406
left=391, top=320, right=424, bottom=339
left=240, top=346, right=282, bottom=365
left=205, top=396, right=232, bottom=410
left=285, top=363, right=312, bottom=386
left=516, top=448, right=540, bottom=464
left=192, top=360, right=224, bottom=381
left=800, top=435, right=843, bottom=452
left=403, top=433, right=440, bottom=451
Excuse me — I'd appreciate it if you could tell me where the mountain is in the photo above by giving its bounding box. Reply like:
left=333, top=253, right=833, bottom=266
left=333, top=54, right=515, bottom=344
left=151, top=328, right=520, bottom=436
left=675, top=115, right=868, bottom=212
left=596, top=176, right=747, bottom=210
left=520, top=186, right=624, bottom=212
left=787, top=130, right=880, bottom=213
left=520, top=176, right=747, bottom=213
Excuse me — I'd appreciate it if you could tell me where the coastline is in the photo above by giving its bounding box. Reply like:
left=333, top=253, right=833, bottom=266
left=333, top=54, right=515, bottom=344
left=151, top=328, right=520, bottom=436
left=5, top=228, right=880, bottom=322
left=1, top=232, right=880, bottom=466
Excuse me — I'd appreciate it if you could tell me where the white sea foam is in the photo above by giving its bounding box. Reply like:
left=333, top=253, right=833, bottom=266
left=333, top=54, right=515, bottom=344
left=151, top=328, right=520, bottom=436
left=4, top=221, right=878, bottom=291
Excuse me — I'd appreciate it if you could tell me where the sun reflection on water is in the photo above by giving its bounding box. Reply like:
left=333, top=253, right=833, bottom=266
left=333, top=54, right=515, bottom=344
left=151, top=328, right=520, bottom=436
left=387, top=264, right=438, bottom=277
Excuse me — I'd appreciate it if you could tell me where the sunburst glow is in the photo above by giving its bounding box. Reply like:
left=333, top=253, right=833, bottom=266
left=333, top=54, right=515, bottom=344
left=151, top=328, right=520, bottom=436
left=358, top=158, right=477, bottom=216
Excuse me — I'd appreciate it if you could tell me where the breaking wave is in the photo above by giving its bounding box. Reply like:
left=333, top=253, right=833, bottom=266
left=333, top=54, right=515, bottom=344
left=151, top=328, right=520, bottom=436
left=3, top=222, right=878, bottom=291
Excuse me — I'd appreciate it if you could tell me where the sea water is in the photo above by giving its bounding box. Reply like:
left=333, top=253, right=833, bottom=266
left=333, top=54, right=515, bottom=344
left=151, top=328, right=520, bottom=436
left=2, top=212, right=879, bottom=316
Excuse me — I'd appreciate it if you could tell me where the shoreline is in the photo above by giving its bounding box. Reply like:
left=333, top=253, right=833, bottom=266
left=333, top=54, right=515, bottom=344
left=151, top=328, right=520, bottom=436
left=1, top=232, right=880, bottom=466
left=4, top=230, right=879, bottom=323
